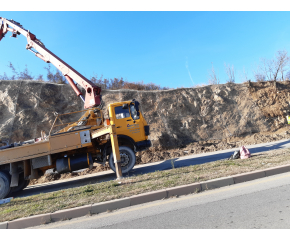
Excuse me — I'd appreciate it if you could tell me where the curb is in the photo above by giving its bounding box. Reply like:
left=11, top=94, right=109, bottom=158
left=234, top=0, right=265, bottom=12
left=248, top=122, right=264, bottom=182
left=1, top=164, right=290, bottom=229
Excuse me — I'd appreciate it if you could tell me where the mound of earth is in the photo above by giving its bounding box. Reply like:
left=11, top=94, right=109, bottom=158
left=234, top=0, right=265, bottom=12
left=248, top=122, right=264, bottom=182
left=1, top=80, right=290, bottom=185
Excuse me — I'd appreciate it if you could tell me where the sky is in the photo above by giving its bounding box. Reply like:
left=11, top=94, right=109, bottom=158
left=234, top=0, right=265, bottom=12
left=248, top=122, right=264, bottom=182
left=1, top=3, right=290, bottom=89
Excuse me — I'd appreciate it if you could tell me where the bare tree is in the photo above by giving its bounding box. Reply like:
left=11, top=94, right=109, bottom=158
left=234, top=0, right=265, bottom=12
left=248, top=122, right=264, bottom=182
left=260, top=58, right=273, bottom=80
left=18, top=65, right=34, bottom=80
left=256, top=50, right=290, bottom=81
left=275, top=50, right=289, bottom=80
left=286, top=71, right=290, bottom=80
left=254, top=73, right=266, bottom=82
left=252, top=64, right=266, bottom=82
left=241, top=67, right=249, bottom=82
left=208, top=63, right=219, bottom=85
left=1, top=62, right=169, bottom=90
left=7, top=62, right=34, bottom=80
left=224, top=63, right=235, bottom=83
left=7, top=62, right=18, bottom=80
left=0, top=72, right=9, bottom=80
left=36, top=74, right=44, bottom=82
left=44, top=64, right=67, bottom=84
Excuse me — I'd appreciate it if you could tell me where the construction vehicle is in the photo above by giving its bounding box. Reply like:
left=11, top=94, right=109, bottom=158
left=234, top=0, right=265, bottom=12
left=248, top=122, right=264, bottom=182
left=0, top=17, right=151, bottom=199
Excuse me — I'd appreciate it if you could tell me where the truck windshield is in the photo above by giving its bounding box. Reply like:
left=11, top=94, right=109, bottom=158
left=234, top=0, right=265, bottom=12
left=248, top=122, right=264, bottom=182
left=115, top=106, right=130, bottom=119
left=130, top=104, right=140, bottom=120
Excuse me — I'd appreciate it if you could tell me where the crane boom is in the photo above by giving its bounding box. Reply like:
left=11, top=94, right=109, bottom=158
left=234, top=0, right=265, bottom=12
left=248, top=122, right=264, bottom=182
left=0, top=17, right=101, bottom=109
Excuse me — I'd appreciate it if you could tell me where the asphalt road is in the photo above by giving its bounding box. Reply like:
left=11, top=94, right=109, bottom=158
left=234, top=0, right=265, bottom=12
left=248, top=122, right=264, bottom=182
left=33, top=171, right=290, bottom=229
left=10, top=138, right=290, bottom=199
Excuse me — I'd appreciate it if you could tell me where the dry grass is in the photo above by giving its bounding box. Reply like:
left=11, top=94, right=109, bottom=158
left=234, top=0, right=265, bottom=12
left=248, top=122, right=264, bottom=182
left=1, top=147, right=290, bottom=222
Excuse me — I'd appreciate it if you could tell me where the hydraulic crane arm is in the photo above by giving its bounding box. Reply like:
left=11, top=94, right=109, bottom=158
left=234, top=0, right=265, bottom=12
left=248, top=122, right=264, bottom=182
left=0, top=17, right=101, bottom=109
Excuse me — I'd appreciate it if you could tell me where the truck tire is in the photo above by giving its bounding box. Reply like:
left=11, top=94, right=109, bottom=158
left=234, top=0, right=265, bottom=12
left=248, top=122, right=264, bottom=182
left=108, top=146, right=136, bottom=174
left=0, top=171, right=11, bottom=199
left=10, top=173, right=30, bottom=194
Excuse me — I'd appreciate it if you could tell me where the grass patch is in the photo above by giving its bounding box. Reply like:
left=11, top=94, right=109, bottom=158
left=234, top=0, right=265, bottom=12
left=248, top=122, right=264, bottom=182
left=1, top=147, right=290, bottom=222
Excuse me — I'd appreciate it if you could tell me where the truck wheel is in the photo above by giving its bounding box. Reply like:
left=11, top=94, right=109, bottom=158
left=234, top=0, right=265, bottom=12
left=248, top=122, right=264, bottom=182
left=10, top=173, right=30, bottom=194
left=0, top=171, right=11, bottom=199
left=109, top=146, right=136, bottom=174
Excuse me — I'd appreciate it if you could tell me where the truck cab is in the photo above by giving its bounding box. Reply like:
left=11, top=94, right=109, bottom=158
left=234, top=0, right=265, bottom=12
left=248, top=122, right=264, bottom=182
left=108, top=99, right=151, bottom=152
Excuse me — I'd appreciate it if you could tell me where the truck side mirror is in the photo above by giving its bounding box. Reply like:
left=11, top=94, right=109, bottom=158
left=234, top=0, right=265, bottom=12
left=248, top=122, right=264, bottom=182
left=135, top=101, right=139, bottom=112
left=122, top=103, right=128, bottom=109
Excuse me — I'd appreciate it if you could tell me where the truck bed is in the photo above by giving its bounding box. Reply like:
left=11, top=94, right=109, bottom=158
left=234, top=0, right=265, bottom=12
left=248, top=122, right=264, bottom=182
left=0, top=129, right=93, bottom=165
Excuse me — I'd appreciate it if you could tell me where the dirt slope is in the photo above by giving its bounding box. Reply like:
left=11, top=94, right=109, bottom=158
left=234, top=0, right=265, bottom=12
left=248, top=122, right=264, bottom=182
left=1, top=80, right=290, bottom=184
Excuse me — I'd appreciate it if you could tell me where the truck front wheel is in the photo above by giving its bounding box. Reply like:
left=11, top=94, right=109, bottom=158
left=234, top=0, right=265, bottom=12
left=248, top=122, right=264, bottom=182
left=108, top=146, right=136, bottom=174
left=0, top=171, right=11, bottom=199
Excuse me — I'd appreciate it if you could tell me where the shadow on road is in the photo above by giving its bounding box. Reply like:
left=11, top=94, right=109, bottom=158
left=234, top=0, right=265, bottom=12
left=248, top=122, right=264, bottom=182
left=129, top=139, right=290, bottom=175
left=10, top=139, right=290, bottom=199
left=9, top=172, right=116, bottom=198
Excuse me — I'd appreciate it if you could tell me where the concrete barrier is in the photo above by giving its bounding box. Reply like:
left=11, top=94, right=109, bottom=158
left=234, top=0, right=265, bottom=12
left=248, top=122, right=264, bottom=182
left=264, top=165, right=290, bottom=177
left=130, top=189, right=167, bottom=206
left=233, top=170, right=266, bottom=184
left=201, top=176, right=234, bottom=191
left=167, top=183, right=201, bottom=197
left=50, top=205, right=92, bottom=222
left=0, top=221, right=8, bottom=229
left=7, top=213, right=51, bottom=229
left=91, top=198, right=131, bottom=214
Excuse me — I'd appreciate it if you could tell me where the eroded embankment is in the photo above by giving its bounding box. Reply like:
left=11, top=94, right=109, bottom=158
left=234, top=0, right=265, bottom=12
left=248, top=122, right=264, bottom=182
left=1, top=80, right=290, bottom=184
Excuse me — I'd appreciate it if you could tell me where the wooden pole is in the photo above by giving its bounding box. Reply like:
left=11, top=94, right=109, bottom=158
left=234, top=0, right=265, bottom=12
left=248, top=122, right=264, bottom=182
left=110, top=125, right=123, bottom=180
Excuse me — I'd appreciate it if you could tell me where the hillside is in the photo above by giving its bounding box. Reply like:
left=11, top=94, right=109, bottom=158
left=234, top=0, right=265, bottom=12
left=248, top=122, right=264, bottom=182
left=1, top=80, right=290, bottom=183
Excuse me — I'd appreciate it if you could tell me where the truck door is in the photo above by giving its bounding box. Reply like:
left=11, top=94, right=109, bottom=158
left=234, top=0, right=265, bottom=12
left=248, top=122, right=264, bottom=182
left=113, top=104, right=145, bottom=142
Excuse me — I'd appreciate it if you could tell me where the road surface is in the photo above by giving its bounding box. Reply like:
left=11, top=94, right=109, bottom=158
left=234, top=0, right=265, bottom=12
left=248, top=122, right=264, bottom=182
left=11, top=138, right=290, bottom=199
left=32, top=171, right=290, bottom=229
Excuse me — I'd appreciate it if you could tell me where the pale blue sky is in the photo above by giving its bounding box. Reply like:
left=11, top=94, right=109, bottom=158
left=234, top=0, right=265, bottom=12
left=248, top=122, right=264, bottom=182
left=1, top=10, right=290, bottom=88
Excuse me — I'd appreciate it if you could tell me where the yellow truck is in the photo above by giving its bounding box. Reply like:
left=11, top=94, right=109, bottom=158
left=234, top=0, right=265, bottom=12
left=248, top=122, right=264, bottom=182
left=0, top=18, right=151, bottom=199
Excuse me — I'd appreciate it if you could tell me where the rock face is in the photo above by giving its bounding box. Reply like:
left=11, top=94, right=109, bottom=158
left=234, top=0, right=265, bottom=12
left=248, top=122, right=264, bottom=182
left=0, top=80, right=83, bottom=144
left=0, top=80, right=289, bottom=149
left=109, top=83, right=271, bottom=148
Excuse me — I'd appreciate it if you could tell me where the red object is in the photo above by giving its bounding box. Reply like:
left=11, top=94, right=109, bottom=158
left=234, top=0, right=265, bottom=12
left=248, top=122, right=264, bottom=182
left=0, top=17, right=102, bottom=109
left=84, top=86, right=101, bottom=109
left=240, top=146, right=251, bottom=159
left=65, top=75, right=82, bottom=96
